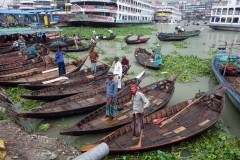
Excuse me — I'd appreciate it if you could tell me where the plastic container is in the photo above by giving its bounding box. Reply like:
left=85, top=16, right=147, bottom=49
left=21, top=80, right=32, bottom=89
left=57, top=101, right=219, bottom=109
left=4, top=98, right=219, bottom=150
left=139, top=38, right=144, bottom=42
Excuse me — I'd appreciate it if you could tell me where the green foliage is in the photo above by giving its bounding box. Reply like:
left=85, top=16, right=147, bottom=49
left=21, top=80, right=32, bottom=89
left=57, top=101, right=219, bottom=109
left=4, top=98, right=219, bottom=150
left=61, top=25, right=156, bottom=38
left=39, top=123, right=50, bottom=131
left=210, top=44, right=216, bottom=48
left=0, top=109, right=6, bottom=120
left=128, top=71, right=135, bottom=75
left=153, top=51, right=213, bottom=82
left=171, top=42, right=190, bottom=48
left=120, top=45, right=127, bottom=50
left=98, top=49, right=106, bottom=55
left=5, top=87, right=42, bottom=111
left=202, top=42, right=206, bottom=45
left=57, top=124, right=71, bottom=131
left=28, top=122, right=37, bottom=132
left=103, top=56, right=114, bottom=61
left=207, top=48, right=218, bottom=56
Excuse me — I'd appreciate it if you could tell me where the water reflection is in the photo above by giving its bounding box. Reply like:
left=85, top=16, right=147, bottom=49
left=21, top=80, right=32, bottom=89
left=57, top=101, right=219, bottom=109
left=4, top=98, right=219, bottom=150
left=31, top=22, right=240, bottom=149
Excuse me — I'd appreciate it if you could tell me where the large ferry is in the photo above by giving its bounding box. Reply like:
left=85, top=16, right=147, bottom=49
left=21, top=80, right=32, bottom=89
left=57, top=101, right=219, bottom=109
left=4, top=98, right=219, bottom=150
left=68, top=0, right=156, bottom=27
left=154, top=5, right=182, bottom=24
left=209, top=0, right=240, bottom=31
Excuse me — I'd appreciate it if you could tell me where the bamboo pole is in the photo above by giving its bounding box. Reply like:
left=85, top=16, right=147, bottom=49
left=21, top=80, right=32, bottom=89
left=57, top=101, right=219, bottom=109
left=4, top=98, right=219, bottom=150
left=223, top=40, right=234, bottom=76
left=159, top=94, right=206, bottom=128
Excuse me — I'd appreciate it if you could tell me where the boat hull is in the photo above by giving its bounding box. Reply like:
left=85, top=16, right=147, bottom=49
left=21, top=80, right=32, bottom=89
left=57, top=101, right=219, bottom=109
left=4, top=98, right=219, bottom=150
left=209, top=24, right=240, bottom=32
left=211, top=52, right=240, bottom=114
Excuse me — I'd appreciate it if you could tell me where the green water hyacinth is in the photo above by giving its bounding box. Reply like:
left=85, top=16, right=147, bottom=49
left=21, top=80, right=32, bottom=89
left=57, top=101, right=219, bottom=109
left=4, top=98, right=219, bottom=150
left=61, top=25, right=156, bottom=38
left=153, top=51, right=212, bottom=82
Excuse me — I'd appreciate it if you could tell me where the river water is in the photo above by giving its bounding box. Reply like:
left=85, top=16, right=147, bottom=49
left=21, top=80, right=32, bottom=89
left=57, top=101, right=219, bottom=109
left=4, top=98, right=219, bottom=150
left=21, top=22, right=240, bottom=149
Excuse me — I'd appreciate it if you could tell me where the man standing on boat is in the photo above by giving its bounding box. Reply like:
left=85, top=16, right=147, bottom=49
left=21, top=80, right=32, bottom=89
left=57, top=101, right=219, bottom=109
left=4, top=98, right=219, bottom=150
left=108, top=30, right=114, bottom=37
left=152, top=44, right=162, bottom=66
left=105, top=71, right=118, bottom=121
left=130, top=84, right=149, bottom=148
left=18, top=36, right=26, bottom=55
left=92, top=30, right=96, bottom=39
left=55, top=46, right=66, bottom=76
left=113, top=56, right=122, bottom=91
left=89, top=47, right=99, bottom=76
left=38, top=43, right=50, bottom=56
left=73, top=34, right=78, bottom=49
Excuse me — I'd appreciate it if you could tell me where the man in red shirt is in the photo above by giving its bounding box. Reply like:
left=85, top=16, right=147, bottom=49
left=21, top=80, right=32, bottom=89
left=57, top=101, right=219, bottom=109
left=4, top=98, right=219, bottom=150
left=121, top=56, right=129, bottom=71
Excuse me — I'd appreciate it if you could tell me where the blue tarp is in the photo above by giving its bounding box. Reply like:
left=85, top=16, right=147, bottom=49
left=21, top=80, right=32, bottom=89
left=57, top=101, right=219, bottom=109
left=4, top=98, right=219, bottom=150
left=0, top=9, right=62, bottom=15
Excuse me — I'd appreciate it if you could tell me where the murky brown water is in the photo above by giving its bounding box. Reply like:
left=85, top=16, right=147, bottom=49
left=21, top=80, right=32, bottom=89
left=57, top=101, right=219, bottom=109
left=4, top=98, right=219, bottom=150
left=20, top=22, right=240, bottom=149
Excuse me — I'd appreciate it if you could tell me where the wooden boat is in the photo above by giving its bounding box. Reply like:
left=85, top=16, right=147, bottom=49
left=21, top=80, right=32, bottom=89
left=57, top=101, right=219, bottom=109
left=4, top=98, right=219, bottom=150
left=0, top=56, right=44, bottom=72
left=212, top=50, right=240, bottom=114
left=159, top=29, right=203, bottom=37
left=124, top=35, right=150, bottom=45
left=0, top=51, right=20, bottom=58
left=17, top=72, right=147, bottom=118
left=157, top=36, right=189, bottom=41
left=50, top=45, right=92, bottom=52
left=81, top=84, right=227, bottom=153
left=20, top=61, right=117, bottom=100
left=60, top=73, right=179, bottom=136
left=134, top=48, right=161, bottom=70
left=0, top=57, right=54, bottom=77
left=19, top=60, right=120, bottom=90
left=0, top=45, right=19, bottom=54
left=0, top=54, right=34, bottom=66
left=0, top=55, right=88, bottom=86
left=98, top=35, right=116, bottom=40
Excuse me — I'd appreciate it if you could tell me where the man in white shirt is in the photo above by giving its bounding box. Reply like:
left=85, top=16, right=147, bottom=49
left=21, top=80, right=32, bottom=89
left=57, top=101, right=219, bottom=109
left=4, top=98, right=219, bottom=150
left=108, top=29, right=114, bottom=37
left=130, top=84, right=149, bottom=148
left=73, top=34, right=78, bottom=49
left=113, top=56, right=122, bottom=91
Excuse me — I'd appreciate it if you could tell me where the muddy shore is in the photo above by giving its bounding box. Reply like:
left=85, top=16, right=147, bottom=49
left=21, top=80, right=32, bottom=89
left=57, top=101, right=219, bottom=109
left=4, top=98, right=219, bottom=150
left=0, top=89, right=79, bottom=160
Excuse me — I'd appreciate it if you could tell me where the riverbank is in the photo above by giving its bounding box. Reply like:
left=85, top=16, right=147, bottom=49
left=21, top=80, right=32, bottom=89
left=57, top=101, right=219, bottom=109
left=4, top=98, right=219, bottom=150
left=0, top=89, right=78, bottom=160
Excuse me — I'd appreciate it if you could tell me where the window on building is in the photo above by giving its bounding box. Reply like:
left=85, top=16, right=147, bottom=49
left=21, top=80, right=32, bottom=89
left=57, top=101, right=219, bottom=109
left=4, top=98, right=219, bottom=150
left=235, top=8, right=240, bottom=15
left=222, top=8, right=227, bottom=15
left=233, top=17, right=239, bottom=23
left=220, top=17, right=225, bottom=23
left=228, top=8, right=233, bottom=15
left=227, top=17, right=232, bottom=23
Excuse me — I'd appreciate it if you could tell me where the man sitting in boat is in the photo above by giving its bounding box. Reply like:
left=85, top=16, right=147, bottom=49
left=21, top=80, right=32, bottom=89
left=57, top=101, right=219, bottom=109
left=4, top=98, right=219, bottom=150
left=25, top=44, right=37, bottom=56
left=89, top=38, right=96, bottom=47
left=152, top=44, right=162, bottom=66
left=108, top=30, right=114, bottom=37
left=121, top=56, right=129, bottom=70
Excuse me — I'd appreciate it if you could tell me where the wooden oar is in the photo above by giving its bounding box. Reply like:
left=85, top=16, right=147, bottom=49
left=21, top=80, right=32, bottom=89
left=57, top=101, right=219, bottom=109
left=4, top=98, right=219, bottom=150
left=223, top=40, right=234, bottom=76
left=159, top=83, right=225, bottom=128
left=90, top=59, right=114, bottom=69
left=65, top=54, right=90, bottom=69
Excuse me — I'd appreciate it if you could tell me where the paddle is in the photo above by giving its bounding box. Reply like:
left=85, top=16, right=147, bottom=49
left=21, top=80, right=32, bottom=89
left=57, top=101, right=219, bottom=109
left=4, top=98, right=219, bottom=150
left=159, top=83, right=225, bottom=128
left=223, top=40, right=234, bottom=76
left=65, top=54, right=90, bottom=69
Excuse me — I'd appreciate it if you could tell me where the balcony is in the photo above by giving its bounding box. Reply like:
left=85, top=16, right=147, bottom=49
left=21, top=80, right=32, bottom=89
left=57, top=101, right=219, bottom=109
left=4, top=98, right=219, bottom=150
left=20, top=0, right=34, bottom=4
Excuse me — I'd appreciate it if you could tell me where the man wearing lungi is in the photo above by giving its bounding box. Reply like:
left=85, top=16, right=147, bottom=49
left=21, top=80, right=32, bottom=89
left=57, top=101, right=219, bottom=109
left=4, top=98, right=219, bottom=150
left=113, top=56, right=122, bottom=92
left=105, top=71, right=118, bottom=120
left=131, top=84, right=149, bottom=148
left=55, top=46, right=66, bottom=76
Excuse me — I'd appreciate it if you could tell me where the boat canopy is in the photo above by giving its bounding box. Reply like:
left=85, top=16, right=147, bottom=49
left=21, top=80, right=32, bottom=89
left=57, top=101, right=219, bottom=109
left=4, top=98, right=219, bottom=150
left=0, top=28, right=62, bottom=35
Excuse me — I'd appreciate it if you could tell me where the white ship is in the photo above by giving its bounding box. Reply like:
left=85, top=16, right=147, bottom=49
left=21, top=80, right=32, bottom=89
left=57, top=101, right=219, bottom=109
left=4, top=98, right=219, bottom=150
left=155, top=5, right=182, bottom=24
left=209, top=0, right=240, bottom=31
left=68, top=0, right=156, bottom=27
left=19, top=0, right=52, bottom=10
